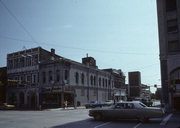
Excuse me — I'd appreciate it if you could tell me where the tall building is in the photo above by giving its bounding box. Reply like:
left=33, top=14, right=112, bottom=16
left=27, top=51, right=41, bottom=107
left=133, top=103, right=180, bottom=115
left=128, top=71, right=141, bottom=98
left=157, top=0, right=180, bottom=111
left=0, top=67, right=7, bottom=104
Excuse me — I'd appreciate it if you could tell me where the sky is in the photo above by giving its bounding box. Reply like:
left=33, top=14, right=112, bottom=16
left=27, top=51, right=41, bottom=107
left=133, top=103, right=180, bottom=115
left=0, top=0, right=159, bottom=92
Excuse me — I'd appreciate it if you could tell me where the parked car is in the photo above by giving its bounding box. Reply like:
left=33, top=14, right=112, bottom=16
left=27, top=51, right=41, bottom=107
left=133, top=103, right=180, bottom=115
left=103, top=100, right=114, bottom=106
left=134, top=98, right=153, bottom=107
left=85, top=101, right=102, bottom=109
left=141, top=99, right=153, bottom=107
left=89, top=101, right=164, bottom=122
left=0, top=103, right=15, bottom=110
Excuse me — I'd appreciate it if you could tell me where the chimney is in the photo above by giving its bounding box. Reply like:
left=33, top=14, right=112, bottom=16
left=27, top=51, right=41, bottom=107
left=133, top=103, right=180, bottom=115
left=51, top=48, right=55, bottom=55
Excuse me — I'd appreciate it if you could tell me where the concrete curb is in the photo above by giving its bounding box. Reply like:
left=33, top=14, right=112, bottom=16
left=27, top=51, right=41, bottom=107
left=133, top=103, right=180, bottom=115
left=44, top=106, right=86, bottom=111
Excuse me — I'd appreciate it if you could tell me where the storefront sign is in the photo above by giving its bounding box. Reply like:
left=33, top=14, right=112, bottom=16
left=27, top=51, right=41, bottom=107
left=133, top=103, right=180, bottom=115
left=41, top=86, right=75, bottom=93
left=52, top=86, right=61, bottom=93
left=42, top=87, right=51, bottom=93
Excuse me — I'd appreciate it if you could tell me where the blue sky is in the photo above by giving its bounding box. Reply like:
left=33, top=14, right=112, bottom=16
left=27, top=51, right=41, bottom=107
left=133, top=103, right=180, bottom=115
left=0, top=0, right=159, bottom=92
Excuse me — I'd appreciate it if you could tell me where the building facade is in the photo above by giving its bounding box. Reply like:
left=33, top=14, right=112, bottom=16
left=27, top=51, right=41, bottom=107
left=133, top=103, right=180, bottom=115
left=6, top=47, right=126, bottom=109
left=128, top=71, right=141, bottom=98
left=6, top=47, right=60, bottom=109
left=0, top=67, right=7, bottom=104
left=140, top=84, right=151, bottom=99
left=157, top=0, right=180, bottom=111
left=102, top=69, right=126, bottom=101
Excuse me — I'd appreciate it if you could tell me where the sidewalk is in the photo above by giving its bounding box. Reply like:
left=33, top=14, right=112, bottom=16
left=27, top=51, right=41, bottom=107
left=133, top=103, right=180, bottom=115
left=44, top=106, right=86, bottom=111
left=165, top=111, right=180, bottom=128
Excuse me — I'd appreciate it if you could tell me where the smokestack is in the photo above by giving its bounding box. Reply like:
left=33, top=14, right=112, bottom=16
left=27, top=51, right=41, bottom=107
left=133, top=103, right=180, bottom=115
left=51, top=48, right=55, bottom=55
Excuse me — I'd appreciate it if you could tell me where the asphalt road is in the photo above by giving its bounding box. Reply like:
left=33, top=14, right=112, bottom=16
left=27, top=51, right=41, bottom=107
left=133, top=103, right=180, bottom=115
left=0, top=108, right=179, bottom=128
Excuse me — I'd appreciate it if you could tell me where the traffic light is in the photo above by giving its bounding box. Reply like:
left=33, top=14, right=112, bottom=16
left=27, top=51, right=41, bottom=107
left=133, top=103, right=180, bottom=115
left=154, top=84, right=157, bottom=88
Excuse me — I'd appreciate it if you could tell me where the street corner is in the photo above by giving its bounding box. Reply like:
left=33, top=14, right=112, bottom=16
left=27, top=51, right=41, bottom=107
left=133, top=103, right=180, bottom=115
left=161, top=112, right=180, bottom=128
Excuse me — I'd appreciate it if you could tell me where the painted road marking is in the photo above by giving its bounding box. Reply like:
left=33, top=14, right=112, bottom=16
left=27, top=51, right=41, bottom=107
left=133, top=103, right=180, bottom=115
left=94, top=122, right=111, bottom=128
left=160, top=113, right=173, bottom=125
left=133, top=123, right=142, bottom=128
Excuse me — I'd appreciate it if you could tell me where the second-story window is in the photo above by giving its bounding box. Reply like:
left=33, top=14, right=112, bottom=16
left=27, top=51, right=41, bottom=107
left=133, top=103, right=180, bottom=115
left=20, top=57, right=25, bottom=67
left=112, top=81, right=114, bottom=88
left=108, top=80, right=111, bottom=88
left=49, top=71, right=53, bottom=82
left=65, top=70, right=68, bottom=80
left=105, top=79, right=107, bottom=87
left=75, top=72, right=79, bottom=84
left=103, top=78, right=105, bottom=87
left=99, top=77, right=101, bottom=87
left=90, top=75, right=93, bottom=85
left=81, top=73, right=84, bottom=85
left=94, top=76, right=96, bottom=86
left=14, top=58, right=18, bottom=68
left=42, top=72, right=46, bottom=83
left=26, top=57, right=31, bottom=66
left=56, top=70, right=60, bottom=82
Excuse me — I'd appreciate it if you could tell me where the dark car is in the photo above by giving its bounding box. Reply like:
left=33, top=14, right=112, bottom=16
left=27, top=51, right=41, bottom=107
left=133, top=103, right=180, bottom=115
left=85, top=101, right=102, bottom=109
left=89, top=101, right=164, bottom=122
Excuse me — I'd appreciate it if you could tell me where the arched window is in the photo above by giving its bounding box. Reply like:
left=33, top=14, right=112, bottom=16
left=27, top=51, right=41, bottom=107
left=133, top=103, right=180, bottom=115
left=105, top=79, right=107, bottom=87
left=81, top=73, right=84, bottom=84
left=90, top=75, right=93, bottom=85
left=56, top=70, right=60, bottom=82
left=49, top=71, right=52, bottom=82
left=108, top=80, right=111, bottom=87
left=103, top=78, right=105, bottom=87
left=99, top=77, right=101, bottom=87
left=64, top=70, right=69, bottom=80
left=94, top=76, right=96, bottom=86
left=42, top=72, right=46, bottom=83
left=75, top=72, right=79, bottom=84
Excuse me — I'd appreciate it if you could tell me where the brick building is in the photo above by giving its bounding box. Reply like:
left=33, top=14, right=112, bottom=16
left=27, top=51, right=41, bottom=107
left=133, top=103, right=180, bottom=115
left=128, top=71, right=141, bottom=98
left=6, top=47, right=126, bottom=109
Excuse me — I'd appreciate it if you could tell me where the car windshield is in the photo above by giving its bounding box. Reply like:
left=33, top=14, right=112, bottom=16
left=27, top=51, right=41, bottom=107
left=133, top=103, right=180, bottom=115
left=139, top=103, right=147, bottom=107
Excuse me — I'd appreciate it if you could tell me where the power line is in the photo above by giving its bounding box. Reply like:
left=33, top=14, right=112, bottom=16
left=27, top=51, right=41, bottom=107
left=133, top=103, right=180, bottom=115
left=134, top=63, right=159, bottom=70
left=0, top=0, right=39, bottom=45
left=0, top=35, right=32, bottom=43
left=0, top=35, right=158, bottom=56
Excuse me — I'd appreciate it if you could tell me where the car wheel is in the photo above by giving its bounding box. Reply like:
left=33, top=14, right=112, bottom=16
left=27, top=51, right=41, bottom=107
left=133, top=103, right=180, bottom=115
left=94, top=113, right=102, bottom=121
left=139, top=116, right=149, bottom=123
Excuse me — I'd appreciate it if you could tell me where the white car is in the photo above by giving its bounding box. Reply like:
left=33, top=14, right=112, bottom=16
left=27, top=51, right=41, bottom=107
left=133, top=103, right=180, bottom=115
left=103, top=100, right=114, bottom=106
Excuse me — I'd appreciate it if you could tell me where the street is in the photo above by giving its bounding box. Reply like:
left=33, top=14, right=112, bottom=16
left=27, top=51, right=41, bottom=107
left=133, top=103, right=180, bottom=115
left=0, top=108, right=180, bottom=128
